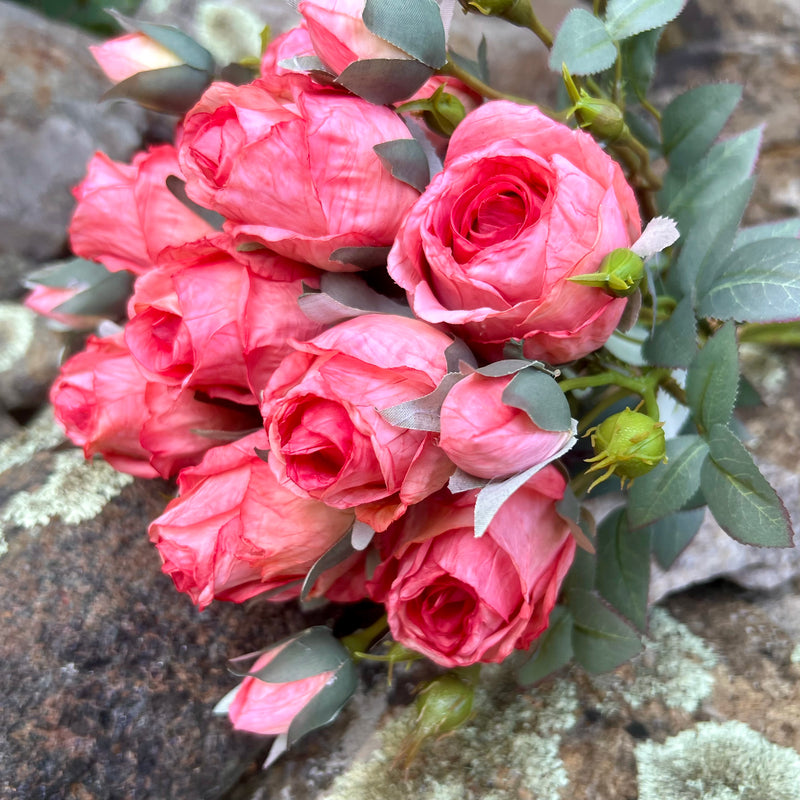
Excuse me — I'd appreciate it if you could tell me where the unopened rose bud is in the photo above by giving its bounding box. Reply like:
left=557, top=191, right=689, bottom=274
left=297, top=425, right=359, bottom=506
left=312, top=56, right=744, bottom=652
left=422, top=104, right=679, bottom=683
left=585, top=408, right=666, bottom=490
left=461, top=0, right=516, bottom=15
left=569, top=248, right=645, bottom=297
left=574, top=95, right=628, bottom=142
left=424, top=86, right=467, bottom=138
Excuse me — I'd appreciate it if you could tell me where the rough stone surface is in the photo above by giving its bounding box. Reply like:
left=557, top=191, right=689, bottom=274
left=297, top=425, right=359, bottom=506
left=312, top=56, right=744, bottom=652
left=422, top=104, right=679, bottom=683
left=0, top=1, right=153, bottom=261
left=0, top=413, right=338, bottom=799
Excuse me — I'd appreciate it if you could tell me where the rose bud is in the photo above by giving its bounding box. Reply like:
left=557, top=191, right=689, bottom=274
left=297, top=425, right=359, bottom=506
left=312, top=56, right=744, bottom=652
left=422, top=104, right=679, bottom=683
left=388, top=100, right=641, bottom=364
left=585, top=408, right=667, bottom=489
left=69, top=145, right=213, bottom=276
left=569, top=248, right=645, bottom=298
left=367, top=467, right=576, bottom=667
left=261, top=314, right=455, bottom=532
left=149, top=431, right=357, bottom=609
left=91, top=32, right=183, bottom=84
left=438, top=372, right=574, bottom=479
left=179, top=80, right=419, bottom=270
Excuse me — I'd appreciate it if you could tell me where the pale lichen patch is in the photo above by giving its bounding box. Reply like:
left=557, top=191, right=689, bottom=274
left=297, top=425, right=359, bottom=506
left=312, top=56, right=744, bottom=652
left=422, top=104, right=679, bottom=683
left=0, top=407, right=65, bottom=477
left=0, top=302, right=35, bottom=372
left=636, top=720, right=800, bottom=800
left=195, top=2, right=262, bottom=65
left=592, top=607, right=717, bottom=714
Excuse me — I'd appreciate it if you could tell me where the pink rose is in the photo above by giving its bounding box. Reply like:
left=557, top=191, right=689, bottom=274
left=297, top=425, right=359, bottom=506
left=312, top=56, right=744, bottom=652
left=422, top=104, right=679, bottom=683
left=367, top=468, right=576, bottom=667
left=258, top=23, right=324, bottom=98
left=149, top=431, right=357, bottom=610
left=125, top=236, right=322, bottom=404
left=51, top=334, right=256, bottom=478
left=69, top=145, right=213, bottom=276
left=178, top=81, right=419, bottom=270
left=261, top=314, right=455, bottom=532
left=90, top=32, right=182, bottom=84
left=438, top=372, right=574, bottom=479
left=388, top=101, right=641, bottom=364
left=226, top=644, right=338, bottom=736
left=298, top=0, right=409, bottom=75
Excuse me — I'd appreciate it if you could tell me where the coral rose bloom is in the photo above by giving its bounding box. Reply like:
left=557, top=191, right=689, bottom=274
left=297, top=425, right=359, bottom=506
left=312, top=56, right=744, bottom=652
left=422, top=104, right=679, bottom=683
left=261, top=314, right=455, bottom=532
left=388, top=101, right=641, bottom=364
left=368, top=468, right=576, bottom=667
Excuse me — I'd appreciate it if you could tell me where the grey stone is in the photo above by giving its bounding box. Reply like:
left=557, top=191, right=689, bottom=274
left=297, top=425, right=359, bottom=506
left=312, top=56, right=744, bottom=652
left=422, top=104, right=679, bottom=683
left=0, top=1, right=153, bottom=261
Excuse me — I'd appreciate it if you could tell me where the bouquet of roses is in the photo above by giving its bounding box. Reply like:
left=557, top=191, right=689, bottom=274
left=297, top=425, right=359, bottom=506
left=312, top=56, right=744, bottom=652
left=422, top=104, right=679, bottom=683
left=27, top=0, right=800, bottom=761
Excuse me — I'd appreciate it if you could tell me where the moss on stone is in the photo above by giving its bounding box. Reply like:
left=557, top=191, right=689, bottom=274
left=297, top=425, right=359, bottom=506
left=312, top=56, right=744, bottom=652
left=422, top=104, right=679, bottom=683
left=636, top=720, right=800, bottom=800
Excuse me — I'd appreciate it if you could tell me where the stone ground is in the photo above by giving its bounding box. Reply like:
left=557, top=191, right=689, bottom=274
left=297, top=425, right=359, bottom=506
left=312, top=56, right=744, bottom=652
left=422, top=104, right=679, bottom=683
left=1, top=0, right=799, bottom=797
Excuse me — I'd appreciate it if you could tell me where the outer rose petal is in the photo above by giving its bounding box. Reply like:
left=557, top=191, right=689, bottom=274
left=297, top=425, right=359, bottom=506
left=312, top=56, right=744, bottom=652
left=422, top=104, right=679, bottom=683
left=367, top=468, right=576, bottom=667
left=90, top=33, right=182, bottom=83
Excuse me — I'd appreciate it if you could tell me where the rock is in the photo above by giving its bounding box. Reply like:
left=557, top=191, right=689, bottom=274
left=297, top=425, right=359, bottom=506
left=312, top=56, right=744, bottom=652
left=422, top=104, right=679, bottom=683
left=0, top=253, right=35, bottom=301
left=0, top=1, right=153, bottom=261
left=0, top=411, right=338, bottom=799
left=0, top=302, right=68, bottom=412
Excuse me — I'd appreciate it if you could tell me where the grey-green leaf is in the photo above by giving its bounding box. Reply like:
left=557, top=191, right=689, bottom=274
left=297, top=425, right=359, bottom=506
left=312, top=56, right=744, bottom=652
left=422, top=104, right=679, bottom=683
left=246, top=627, right=351, bottom=682
left=697, top=238, right=800, bottom=323
left=516, top=606, right=574, bottom=685
left=287, top=658, right=358, bottom=746
left=103, top=64, right=212, bottom=114
left=549, top=9, right=616, bottom=75
left=701, top=424, right=793, bottom=547
left=27, top=257, right=110, bottom=288
left=362, top=0, right=446, bottom=68
left=734, top=218, right=800, bottom=249
left=165, top=175, right=225, bottom=230
left=336, top=58, right=433, bottom=104
left=628, top=435, right=709, bottom=527
left=329, top=246, right=392, bottom=269
left=685, top=322, right=739, bottom=432
left=568, top=589, right=643, bottom=673
left=595, top=508, right=650, bottom=631
left=300, top=531, right=355, bottom=600
left=661, top=83, right=742, bottom=170
left=620, top=27, right=661, bottom=102
left=374, top=139, right=429, bottom=193
left=53, top=271, right=134, bottom=318
left=605, top=0, right=684, bottom=40
left=503, top=368, right=573, bottom=432
left=642, top=294, right=697, bottom=368
left=648, top=507, right=705, bottom=570
left=379, top=373, right=462, bottom=432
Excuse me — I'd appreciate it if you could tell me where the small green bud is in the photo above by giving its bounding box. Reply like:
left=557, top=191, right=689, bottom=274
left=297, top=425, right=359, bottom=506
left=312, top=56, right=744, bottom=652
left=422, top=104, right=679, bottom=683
left=424, top=86, right=467, bottom=138
left=461, top=0, right=516, bottom=14
left=585, top=408, right=666, bottom=490
left=569, top=248, right=645, bottom=297
left=573, top=95, right=628, bottom=141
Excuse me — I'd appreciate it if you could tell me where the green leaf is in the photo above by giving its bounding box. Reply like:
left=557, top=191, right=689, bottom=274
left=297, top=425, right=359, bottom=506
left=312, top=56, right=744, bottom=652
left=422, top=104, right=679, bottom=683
left=549, top=9, right=616, bottom=75
left=697, top=238, right=800, bottom=323
left=516, top=606, right=574, bottom=685
left=374, top=139, right=429, bottom=193
left=502, top=368, right=573, bottom=432
left=245, top=627, right=351, bottom=682
left=668, top=178, right=753, bottom=297
left=103, top=65, right=212, bottom=114
left=447, top=38, right=490, bottom=84
left=53, top=271, right=133, bottom=318
left=27, top=257, right=110, bottom=288
left=562, top=545, right=597, bottom=596
left=628, top=435, right=709, bottom=527
left=685, top=322, right=739, bottom=432
left=362, top=0, right=447, bottom=68
left=301, top=531, right=355, bottom=600
left=648, top=507, right=705, bottom=570
left=661, top=83, right=742, bottom=170
left=605, top=0, right=684, bottom=40
left=595, top=508, right=650, bottom=631
left=701, top=424, right=793, bottom=547
left=107, top=11, right=216, bottom=73
left=642, top=294, right=697, bottom=367
left=620, top=27, right=662, bottom=102
left=734, top=218, right=800, bottom=249
left=329, top=246, right=392, bottom=269
left=663, top=128, right=762, bottom=233
left=568, top=589, right=643, bottom=673
left=165, top=175, right=225, bottom=230
left=287, top=658, right=358, bottom=746
left=335, top=58, right=433, bottom=105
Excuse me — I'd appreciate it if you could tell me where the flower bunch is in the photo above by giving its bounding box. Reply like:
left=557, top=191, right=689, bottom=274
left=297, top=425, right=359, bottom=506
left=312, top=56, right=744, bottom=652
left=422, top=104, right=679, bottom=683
left=30, top=0, right=800, bottom=759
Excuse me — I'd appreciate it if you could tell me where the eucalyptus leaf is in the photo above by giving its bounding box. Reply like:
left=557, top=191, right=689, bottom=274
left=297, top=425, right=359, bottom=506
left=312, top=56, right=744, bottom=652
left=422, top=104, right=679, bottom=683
left=53, top=271, right=133, bottom=318
left=287, top=658, right=358, bottom=746
left=473, top=359, right=552, bottom=378
left=300, top=530, right=356, bottom=600
left=448, top=468, right=489, bottom=493
left=374, top=139, right=430, bottom=193
left=661, top=83, right=742, bottom=170
left=307, top=272, right=411, bottom=322
left=378, top=373, right=462, bottom=431
left=245, top=627, right=351, bottom=683
left=502, top=369, right=573, bottom=432
left=685, top=322, right=739, bottom=433
left=642, top=295, right=697, bottom=367
left=605, top=0, right=684, bottom=40
left=329, top=246, right=392, bottom=269
left=568, top=589, right=643, bottom=673
left=103, top=64, right=212, bottom=114
left=362, top=0, right=447, bottom=68
left=701, top=424, right=793, bottom=547
left=734, top=218, right=800, bottom=249
left=516, top=606, right=574, bottom=685
left=165, top=175, right=225, bottom=230
left=596, top=508, right=650, bottom=631
left=627, top=435, right=709, bottom=527
left=27, top=257, right=110, bottom=289
left=697, top=238, right=800, bottom=323
left=549, top=9, right=616, bottom=75
left=648, top=507, right=705, bottom=570
left=336, top=58, right=433, bottom=104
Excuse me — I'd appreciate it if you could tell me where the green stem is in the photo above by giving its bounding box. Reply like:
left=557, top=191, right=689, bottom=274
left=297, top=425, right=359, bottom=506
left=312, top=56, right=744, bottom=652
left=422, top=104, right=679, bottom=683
left=560, top=368, right=670, bottom=420
left=738, top=321, right=800, bottom=347
left=504, top=0, right=554, bottom=49
left=340, top=615, right=389, bottom=660
left=577, top=386, right=632, bottom=433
